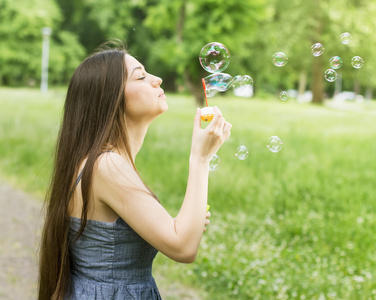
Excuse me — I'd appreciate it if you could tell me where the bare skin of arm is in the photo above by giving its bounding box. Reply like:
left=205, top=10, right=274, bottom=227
left=92, top=107, right=231, bottom=263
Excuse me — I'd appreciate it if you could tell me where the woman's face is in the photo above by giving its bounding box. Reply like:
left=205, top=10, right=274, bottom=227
left=124, top=55, right=167, bottom=123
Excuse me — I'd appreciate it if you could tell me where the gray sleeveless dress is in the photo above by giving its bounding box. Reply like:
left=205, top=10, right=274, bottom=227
left=66, top=216, right=162, bottom=299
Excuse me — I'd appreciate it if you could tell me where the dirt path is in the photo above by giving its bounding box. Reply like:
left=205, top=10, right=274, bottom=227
left=0, top=180, right=201, bottom=300
left=0, top=180, right=42, bottom=300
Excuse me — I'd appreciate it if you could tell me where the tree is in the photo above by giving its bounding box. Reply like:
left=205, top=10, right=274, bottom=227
left=0, top=0, right=85, bottom=86
left=143, top=0, right=267, bottom=105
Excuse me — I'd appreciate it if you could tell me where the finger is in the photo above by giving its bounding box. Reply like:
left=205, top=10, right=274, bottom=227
left=223, top=121, right=232, bottom=133
left=193, top=107, right=202, bottom=131
left=205, top=219, right=210, bottom=226
left=206, top=211, right=211, bottom=218
left=207, top=106, right=223, bottom=128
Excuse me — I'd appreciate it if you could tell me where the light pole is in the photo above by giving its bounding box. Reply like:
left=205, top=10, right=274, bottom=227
left=41, top=27, right=52, bottom=94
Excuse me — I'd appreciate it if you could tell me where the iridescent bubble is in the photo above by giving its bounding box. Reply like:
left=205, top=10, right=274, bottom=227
left=329, top=56, right=343, bottom=69
left=272, top=52, right=288, bottom=67
left=209, top=154, right=221, bottom=171
left=351, top=56, right=364, bottom=69
left=205, top=89, right=218, bottom=97
left=324, top=69, right=338, bottom=82
left=235, top=145, right=249, bottom=160
left=311, top=43, right=325, bottom=57
left=199, top=42, right=230, bottom=73
left=279, top=91, right=288, bottom=101
left=232, top=75, right=254, bottom=97
left=267, top=136, right=283, bottom=153
left=340, top=32, right=352, bottom=44
left=204, top=73, right=233, bottom=96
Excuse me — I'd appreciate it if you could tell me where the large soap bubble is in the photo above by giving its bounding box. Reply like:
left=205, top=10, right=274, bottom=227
left=199, top=42, right=231, bottom=73
left=203, top=73, right=233, bottom=97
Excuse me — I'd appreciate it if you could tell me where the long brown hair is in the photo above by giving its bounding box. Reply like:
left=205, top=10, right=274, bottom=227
left=38, top=40, right=137, bottom=300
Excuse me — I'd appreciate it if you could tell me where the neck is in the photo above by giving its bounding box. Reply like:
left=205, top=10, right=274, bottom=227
left=125, top=119, right=150, bottom=162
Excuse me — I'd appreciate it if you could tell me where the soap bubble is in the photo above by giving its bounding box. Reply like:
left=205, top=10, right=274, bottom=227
left=329, top=56, right=343, bottom=69
left=311, top=43, right=325, bottom=57
left=267, top=136, right=283, bottom=153
left=272, top=52, right=288, bottom=67
left=340, top=32, right=352, bottom=44
left=209, top=154, right=221, bottom=171
left=232, top=75, right=254, bottom=97
left=205, top=89, right=218, bottom=97
left=351, top=56, right=364, bottom=69
left=279, top=91, right=288, bottom=101
left=324, top=69, right=338, bottom=82
left=235, top=145, right=249, bottom=160
left=199, top=42, right=230, bottom=73
left=204, top=73, right=233, bottom=97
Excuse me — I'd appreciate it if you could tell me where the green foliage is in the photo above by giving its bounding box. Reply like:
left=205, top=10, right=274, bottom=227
left=2, top=88, right=375, bottom=298
left=0, top=0, right=85, bottom=86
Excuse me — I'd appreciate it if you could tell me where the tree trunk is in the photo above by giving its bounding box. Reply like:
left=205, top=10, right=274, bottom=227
left=183, top=72, right=205, bottom=106
left=176, top=0, right=204, bottom=106
left=311, top=55, right=324, bottom=104
left=353, top=79, right=361, bottom=95
left=298, top=71, right=307, bottom=97
left=365, top=87, right=373, bottom=100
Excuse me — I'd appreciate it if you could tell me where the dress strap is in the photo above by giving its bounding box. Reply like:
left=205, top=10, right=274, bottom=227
left=69, top=151, right=113, bottom=199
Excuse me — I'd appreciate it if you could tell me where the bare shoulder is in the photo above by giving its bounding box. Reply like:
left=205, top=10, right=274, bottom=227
left=93, top=152, right=148, bottom=199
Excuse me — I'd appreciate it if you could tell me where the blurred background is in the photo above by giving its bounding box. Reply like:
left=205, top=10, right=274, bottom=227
left=1, top=0, right=376, bottom=299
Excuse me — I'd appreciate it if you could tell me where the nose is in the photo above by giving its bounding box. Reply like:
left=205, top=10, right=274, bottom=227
left=152, top=76, right=162, bottom=87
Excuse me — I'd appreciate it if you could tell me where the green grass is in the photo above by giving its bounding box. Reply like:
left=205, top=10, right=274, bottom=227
left=1, top=88, right=376, bottom=299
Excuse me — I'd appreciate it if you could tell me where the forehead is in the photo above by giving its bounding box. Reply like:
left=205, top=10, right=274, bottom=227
left=125, top=55, right=143, bottom=74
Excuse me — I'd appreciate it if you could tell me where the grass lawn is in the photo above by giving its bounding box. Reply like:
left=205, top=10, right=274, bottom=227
left=1, top=88, right=376, bottom=299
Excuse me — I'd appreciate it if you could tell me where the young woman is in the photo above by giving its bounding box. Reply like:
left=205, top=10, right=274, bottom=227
left=38, top=41, right=231, bottom=300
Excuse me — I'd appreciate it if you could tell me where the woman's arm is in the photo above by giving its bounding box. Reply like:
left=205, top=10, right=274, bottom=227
left=95, top=107, right=231, bottom=263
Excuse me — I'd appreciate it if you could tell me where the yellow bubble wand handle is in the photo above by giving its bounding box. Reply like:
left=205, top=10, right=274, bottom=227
left=207, top=205, right=210, bottom=212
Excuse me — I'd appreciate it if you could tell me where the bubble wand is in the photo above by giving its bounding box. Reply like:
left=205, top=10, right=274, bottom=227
left=202, top=78, right=208, bottom=107
left=200, top=78, right=214, bottom=122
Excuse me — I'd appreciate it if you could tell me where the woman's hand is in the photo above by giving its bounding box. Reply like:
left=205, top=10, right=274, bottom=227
left=190, top=106, right=232, bottom=164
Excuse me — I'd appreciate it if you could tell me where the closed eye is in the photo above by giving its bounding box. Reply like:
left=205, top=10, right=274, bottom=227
left=138, top=76, right=146, bottom=80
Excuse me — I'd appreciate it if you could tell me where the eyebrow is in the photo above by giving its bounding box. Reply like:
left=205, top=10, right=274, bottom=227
left=130, top=66, right=144, bottom=76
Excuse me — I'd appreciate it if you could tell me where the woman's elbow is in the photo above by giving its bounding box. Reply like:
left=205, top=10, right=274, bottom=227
left=175, top=251, right=197, bottom=263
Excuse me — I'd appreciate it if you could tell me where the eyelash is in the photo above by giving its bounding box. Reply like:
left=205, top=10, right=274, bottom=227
left=138, top=76, right=146, bottom=80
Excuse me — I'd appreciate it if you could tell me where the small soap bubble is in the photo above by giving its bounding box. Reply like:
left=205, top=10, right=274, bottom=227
left=235, top=145, right=249, bottom=160
left=279, top=91, right=288, bottom=101
left=209, top=154, right=221, bottom=171
left=324, top=69, right=338, bottom=82
left=351, top=56, right=364, bottom=69
left=329, top=56, right=343, bottom=69
left=267, top=136, right=283, bottom=153
left=272, top=52, right=288, bottom=67
left=199, top=42, right=230, bottom=73
left=232, top=75, right=254, bottom=97
left=311, top=43, right=325, bottom=57
left=340, top=32, right=352, bottom=44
